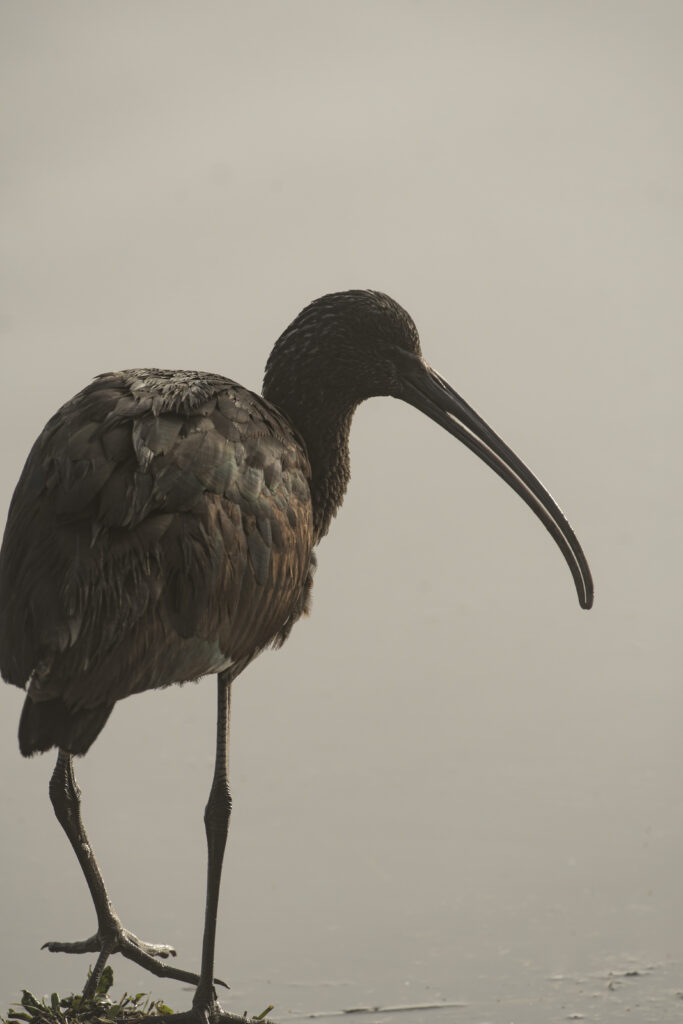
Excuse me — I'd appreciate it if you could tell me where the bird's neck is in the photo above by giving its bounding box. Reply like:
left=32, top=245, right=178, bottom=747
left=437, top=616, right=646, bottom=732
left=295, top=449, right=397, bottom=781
left=264, top=382, right=356, bottom=543
left=304, top=406, right=354, bottom=543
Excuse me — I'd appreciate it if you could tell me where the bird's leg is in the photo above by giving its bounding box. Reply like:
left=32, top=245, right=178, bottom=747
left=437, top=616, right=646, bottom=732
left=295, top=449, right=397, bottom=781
left=138, top=676, right=262, bottom=1024
left=44, top=749, right=214, bottom=998
left=47, top=750, right=119, bottom=941
left=191, top=673, right=233, bottom=1017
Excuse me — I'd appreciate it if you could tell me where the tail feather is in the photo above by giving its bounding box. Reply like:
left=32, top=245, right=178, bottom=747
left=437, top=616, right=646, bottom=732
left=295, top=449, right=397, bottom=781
left=19, top=696, right=114, bottom=757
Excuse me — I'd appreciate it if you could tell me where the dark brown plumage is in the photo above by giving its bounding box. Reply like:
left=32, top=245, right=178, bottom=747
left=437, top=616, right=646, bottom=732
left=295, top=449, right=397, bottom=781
left=1, top=370, right=314, bottom=756
left=0, top=290, right=593, bottom=1023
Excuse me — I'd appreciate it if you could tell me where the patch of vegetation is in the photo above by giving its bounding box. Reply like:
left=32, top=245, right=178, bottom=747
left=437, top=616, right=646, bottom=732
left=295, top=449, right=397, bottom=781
left=1, top=969, right=276, bottom=1024
left=1, top=968, right=174, bottom=1023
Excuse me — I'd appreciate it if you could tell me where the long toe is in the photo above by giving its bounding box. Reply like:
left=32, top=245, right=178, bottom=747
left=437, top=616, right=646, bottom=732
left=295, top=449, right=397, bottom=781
left=121, top=930, right=176, bottom=959
left=42, top=927, right=176, bottom=961
left=117, top=930, right=228, bottom=990
left=42, top=934, right=101, bottom=955
left=42, top=930, right=176, bottom=959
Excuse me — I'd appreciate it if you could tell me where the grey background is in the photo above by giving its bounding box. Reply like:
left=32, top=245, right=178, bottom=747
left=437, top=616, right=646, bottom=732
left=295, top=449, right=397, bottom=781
left=0, top=3, right=681, bottom=1022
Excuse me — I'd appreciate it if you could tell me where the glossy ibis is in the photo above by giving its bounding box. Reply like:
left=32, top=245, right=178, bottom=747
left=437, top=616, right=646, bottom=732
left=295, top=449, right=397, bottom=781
left=0, top=290, right=593, bottom=1023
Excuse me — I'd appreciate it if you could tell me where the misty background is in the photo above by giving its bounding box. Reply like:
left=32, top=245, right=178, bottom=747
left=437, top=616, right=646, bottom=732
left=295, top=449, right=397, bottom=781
left=0, top=3, right=681, bottom=1022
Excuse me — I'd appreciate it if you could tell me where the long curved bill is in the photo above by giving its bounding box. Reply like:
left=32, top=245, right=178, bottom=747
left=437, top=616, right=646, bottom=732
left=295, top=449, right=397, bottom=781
left=402, top=363, right=593, bottom=609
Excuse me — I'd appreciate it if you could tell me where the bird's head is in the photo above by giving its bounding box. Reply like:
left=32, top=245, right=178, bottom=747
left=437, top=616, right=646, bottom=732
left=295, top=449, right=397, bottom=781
left=264, top=289, right=593, bottom=610
left=264, top=289, right=426, bottom=405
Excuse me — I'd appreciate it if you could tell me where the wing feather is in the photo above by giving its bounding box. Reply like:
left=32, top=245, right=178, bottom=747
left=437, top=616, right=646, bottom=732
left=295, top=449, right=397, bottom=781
left=0, top=370, right=314, bottom=735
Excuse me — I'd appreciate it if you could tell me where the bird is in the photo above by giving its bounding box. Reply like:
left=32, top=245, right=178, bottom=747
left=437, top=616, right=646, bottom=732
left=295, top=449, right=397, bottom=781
left=0, top=290, right=593, bottom=1024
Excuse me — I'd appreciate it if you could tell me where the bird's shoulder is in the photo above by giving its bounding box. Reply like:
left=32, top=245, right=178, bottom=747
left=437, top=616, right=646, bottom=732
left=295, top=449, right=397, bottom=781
left=9, top=368, right=312, bottom=529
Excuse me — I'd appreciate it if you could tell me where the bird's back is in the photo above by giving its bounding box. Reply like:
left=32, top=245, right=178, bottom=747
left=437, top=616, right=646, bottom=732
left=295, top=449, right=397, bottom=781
left=0, top=369, right=315, bottom=755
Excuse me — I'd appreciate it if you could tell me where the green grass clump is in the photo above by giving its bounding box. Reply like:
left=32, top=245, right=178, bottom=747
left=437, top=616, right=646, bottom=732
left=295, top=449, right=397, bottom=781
left=2, top=969, right=276, bottom=1024
left=1, top=967, right=175, bottom=1023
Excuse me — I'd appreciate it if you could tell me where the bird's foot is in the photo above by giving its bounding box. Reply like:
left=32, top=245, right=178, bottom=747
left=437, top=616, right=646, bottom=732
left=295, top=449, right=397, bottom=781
left=139, top=994, right=274, bottom=1024
left=42, top=929, right=175, bottom=960
left=42, top=924, right=226, bottom=997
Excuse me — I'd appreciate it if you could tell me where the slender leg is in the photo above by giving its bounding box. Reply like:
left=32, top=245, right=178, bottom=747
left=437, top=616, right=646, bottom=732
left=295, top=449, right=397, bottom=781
left=139, top=676, right=268, bottom=1024
left=45, top=749, right=211, bottom=998
left=192, top=673, right=233, bottom=1014
left=47, top=751, right=119, bottom=941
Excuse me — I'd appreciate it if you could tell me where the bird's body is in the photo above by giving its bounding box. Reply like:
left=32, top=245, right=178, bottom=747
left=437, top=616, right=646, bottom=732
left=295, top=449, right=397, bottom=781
left=0, top=368, right=315, bottom=755
left=0, top=290, right=593, bottom=1024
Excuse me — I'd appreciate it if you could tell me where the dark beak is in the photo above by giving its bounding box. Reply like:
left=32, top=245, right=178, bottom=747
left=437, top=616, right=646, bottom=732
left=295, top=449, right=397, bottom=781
left=402, top=363, right=593, bottom=609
